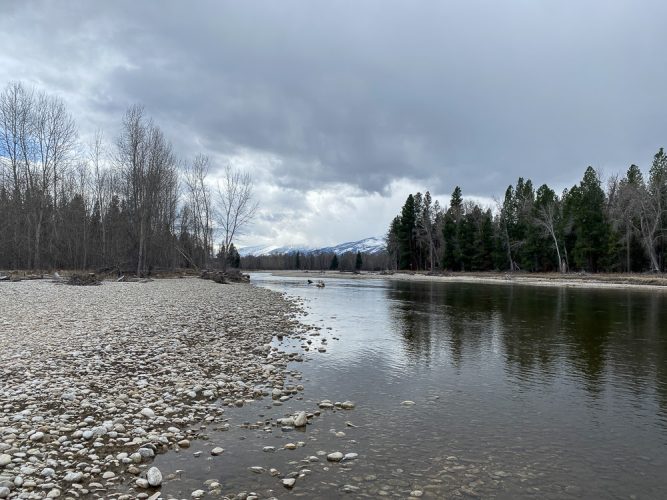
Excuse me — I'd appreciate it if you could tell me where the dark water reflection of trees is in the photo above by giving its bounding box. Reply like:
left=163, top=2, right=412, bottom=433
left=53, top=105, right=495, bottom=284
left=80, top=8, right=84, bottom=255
left=387, top=281, right=667, bottom=416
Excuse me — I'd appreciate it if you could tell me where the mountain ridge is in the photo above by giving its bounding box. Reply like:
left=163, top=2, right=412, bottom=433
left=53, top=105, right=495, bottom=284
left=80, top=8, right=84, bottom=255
left=238, top=236, right=386, bottom=257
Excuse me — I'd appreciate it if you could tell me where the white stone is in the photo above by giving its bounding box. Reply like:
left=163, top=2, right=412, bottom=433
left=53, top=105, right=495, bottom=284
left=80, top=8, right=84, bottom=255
left=140, top=408, right=156, bottom=419
left=146, top=466, right=163, bottom=487
left=63, top=471, right=83, bottom=483
left=293, top=411, right=307, bottom=427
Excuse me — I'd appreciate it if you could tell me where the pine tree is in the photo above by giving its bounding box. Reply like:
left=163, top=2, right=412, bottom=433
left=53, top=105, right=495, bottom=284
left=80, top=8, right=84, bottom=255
left=398, top=194, right=416, bottom=270
left=442, top=187, right=463, bottom=270
left=355, top=251, right=363, bottom=271
left=571, top=167, right=609, bottom=271
left=330, top=254, right=339, bottom=270
left=385, top=216, right=401, bottom=270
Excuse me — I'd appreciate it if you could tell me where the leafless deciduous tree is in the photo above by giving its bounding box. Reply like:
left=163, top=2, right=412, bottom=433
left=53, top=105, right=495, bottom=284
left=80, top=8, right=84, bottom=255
left=534, top=200, right=565, bottom=272
left=116, top=105, right=179, bottom=276
left=215, top=165, right=258, bottom=269
left=182, top=154, right=213, bottom=268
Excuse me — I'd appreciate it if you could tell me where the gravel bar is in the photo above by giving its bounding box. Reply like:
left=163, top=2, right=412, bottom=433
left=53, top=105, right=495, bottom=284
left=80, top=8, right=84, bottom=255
left=0, top=278, right=305, bottom=499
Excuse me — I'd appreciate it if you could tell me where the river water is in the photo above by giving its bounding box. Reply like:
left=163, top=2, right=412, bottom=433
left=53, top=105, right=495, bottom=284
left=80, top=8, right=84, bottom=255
left=155, top=274, right=667, bottom=499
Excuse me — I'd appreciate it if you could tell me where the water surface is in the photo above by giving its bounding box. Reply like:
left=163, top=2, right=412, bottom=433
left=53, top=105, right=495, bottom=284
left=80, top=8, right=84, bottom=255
left=156, top=275, right=667, bottom=499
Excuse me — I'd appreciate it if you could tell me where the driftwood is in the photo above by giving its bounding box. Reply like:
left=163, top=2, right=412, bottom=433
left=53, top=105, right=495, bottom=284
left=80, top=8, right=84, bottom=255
left=66, top=273, right=101, bottom=286
left=200, top=269, right=250, bottom=284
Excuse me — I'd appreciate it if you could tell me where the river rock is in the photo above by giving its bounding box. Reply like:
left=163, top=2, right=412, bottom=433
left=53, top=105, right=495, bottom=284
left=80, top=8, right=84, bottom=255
left=294, top=411, right=308, bottom=427
left=282, top=478, right=296, bottom=488
left=30, top=431, right=44, bottom=441
left=140, top=408, right=156, bottom=419
left=0, top=487, right=9, bottom=499
left=327, top=452, right=344, bottom=462
left=63, top=471, right=83, bottom=483
left=146, top=467, right=163, bottom=487
left=0, top=455, right=11, bottom=467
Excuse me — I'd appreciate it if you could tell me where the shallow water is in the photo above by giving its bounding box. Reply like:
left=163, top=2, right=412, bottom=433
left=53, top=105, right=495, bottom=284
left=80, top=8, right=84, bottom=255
left=154, top=274, right=667, bottom=499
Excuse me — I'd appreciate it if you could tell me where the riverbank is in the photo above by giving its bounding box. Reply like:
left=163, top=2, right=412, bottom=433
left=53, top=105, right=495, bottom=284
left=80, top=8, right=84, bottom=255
left=0, top=278, right=309, bottom=499
left=265, top=270, right=667, bottom=291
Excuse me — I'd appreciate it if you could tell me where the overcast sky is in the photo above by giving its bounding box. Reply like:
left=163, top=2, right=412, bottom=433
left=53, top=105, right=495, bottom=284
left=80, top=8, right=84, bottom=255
left=2, top=0, right=666, bottom=247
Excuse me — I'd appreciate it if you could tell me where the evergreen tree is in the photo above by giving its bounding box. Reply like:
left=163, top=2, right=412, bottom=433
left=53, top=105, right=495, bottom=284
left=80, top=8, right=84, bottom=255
left=218, top=243, right=240, bottom=268
left=295, top=251, right=301, bottom=270
left=355, top=251, right=363, bottom=271
left=385, top=216, right=401, bottom=270
left=398, top=194, right=416, bottom=270
left=442, top=187, right=463, bottom=270
left=571, top=167, right=609, bottom=271
left=330, top=253, right=339, bottom=270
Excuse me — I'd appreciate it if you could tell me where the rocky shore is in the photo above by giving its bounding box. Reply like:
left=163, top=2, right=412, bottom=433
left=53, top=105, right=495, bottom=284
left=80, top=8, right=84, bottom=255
left=0, top=279, right=308, bottom=499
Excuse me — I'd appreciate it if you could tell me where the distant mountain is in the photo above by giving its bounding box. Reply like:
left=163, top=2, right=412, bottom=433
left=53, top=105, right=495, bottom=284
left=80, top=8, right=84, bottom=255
left=238, top=236, right=386, bottom=257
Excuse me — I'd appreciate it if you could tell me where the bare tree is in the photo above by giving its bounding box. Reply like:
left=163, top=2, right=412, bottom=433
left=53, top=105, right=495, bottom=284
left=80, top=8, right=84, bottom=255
left=183, top=154, right=213, bottom=268
left=215, top=165, right=258, bottom=269
left=117, top=105, right=178, bottom=276
left=534, top=200, right=565, bottom=272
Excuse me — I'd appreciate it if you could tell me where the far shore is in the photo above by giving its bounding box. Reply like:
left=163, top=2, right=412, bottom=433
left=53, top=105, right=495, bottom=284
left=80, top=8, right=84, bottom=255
left=253, top=269, right=667, bottom=291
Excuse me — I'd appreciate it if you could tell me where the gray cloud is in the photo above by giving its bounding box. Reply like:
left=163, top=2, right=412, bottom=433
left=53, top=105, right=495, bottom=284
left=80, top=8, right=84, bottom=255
left=2, top=0, right=667, bottom=242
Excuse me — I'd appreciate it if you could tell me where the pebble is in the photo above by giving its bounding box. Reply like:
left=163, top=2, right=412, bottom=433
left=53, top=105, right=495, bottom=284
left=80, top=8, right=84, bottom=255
left=146, top=467, right=163, bottom=487
left=140, top=407, right=156, bottom=419
left=282, top=478, right=296, bottom=488
left=211, top=447, right=225, bottom=456
left=63, top=472, right=83, bottom=483
left=327, top=452, right=344, bottom=462
left=294, top=411, right=308, bottom=427
left=191, top=490, right=205, bottom=498
left=30, top=431, right=44, bottom=441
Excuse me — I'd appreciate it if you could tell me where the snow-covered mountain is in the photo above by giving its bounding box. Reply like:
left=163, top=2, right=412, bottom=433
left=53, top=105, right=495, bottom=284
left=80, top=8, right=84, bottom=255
left=238, top=237, right=386, bottom=257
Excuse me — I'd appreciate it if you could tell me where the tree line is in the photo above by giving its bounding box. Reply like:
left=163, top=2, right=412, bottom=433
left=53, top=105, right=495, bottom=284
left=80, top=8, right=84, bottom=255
left=241, top=250, right=388, bottom=272
left=0, top=81, right=253, bottom=273
left=387, top=152, right=667, bottom=273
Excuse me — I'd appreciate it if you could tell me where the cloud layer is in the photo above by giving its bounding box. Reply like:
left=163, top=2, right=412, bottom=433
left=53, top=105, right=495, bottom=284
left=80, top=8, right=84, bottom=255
left=2, top=1, right=667, bottom=245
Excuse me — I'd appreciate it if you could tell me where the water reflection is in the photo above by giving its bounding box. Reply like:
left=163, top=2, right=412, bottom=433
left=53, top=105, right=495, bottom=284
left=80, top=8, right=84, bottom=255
left=387, top=280, right=667, bottom=415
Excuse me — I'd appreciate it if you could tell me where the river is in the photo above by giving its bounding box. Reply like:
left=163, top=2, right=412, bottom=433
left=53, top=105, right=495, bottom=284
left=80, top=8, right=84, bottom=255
left=156, top=273, right=667, bottom=499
